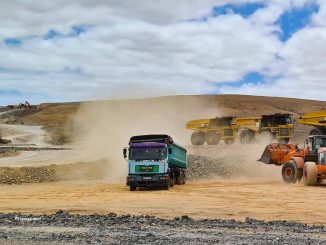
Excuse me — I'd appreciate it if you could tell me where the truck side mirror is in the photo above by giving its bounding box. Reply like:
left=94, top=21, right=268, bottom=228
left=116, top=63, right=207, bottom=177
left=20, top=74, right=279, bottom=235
left=123, top=148, right=127, bottom=158
left=168, top=148, right=172, bottom=154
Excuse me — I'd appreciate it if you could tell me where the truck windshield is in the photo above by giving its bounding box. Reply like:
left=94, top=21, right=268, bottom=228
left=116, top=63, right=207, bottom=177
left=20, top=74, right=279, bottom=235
left=129, top=147, right=167, bottom=161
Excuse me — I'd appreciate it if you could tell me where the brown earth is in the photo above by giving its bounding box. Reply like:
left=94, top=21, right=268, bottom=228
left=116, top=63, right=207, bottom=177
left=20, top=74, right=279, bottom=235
left=0, top=95, right=326, bottom=225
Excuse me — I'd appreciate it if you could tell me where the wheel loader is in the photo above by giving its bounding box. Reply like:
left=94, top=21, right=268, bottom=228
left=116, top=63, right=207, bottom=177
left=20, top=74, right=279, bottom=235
left=299, top=110, right=326, bottom=135
left=259, top=135, right=326, bottom=186
left=186, top=116, right=238, bottom=145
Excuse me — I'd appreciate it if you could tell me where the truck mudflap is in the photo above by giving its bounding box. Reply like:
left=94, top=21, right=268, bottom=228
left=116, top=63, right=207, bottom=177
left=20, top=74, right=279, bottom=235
left=126, top=175, right=169, bottom=187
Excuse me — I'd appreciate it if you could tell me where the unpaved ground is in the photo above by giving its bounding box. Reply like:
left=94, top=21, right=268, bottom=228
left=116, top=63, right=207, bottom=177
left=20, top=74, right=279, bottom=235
left=0, top=213, right=326, bottom=244
left=0, top=179, right=325, bottom=224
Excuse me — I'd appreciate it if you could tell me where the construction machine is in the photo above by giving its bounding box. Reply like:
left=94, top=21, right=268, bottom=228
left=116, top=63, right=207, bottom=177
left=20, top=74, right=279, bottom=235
left=186, top=116, right=238, bottom=145
left=186, top=113, right=294, bottom=145
left=259, top=135, right=326, bottom=186
left=239, top=113, right=294, bottom=144
left=299, top=110, right=326, bottom=135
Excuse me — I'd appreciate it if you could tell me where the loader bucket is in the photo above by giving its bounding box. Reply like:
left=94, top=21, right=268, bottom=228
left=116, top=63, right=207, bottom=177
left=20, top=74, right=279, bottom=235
left=259, top=143, right=298, bottom=165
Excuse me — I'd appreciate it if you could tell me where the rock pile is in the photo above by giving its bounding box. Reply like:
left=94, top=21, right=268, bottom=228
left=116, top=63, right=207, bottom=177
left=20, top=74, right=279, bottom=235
left=187, top=154, right=227, bottom=181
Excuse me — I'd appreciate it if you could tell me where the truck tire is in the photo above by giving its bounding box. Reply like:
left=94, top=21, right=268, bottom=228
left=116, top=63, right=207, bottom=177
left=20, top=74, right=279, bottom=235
left=130, top=186, right=136, bottom=191
left=281, top=161, right=298, bottom=184
left=176, top=172, right=182, bottom=185
left=303, top=162, right=318, bottom=186
left=278, top=138, right=290, bottom=144
left=240, top=130, right=254, bottom=144
left=224, top=139, right=235, bottom=145
left=170, top=173, right=175, bottom=187
left=259, top=130, right=274, bottom=143
left=191, top=132, right=205, bottom=145
left=182, top=171, right=186, bottom=184
left=206, top=131, right=220, bottom=145
left=309, top=128, right=324, bottom=136
left=163, top=183, right=170, bottom=190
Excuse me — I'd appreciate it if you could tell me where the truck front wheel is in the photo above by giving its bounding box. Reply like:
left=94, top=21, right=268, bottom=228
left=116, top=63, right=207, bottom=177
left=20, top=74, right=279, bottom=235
left=130, top=186, right=136, bottom=191
left=170, top=173, right=175, bottom=187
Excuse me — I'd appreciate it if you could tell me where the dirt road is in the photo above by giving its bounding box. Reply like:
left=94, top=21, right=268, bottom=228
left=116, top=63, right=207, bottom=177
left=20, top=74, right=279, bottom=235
left=0, top=179, right=325, bottom=224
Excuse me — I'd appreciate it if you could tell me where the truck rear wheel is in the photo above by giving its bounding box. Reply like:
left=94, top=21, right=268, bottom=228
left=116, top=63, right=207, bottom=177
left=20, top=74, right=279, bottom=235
left=281, top=161, right=298, bottom=184
left=278, top=138, right=290, bottom=144
left=224, top=139, right=235, bottom=145
left=191, top=132, right=205, bottom=145
left=309, top=128, right=325, bottom=136
left=240, top=130, right=254, bottom=144
left=176, top=172, right=182, bottom=185
left=303, top=162, right=318, bottom=186
left=206, top=131, right=220, bottom=145
left=182, top=171, right=186, bottom=184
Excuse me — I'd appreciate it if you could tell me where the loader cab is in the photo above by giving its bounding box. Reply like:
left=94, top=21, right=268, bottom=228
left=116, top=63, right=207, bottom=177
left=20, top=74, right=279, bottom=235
left=305, top=135, right=326, bottom=162
left=318, top=149, right=326, bottom=165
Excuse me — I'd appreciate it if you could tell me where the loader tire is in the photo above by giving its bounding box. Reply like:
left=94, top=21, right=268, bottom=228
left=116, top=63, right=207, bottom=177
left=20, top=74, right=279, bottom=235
left=303, top=162, right=318, bottom=186
left=191, top=132, right=205, bottom=145
left=281, top=161, right=298, bottom=184
left=206, top=131, right=220, bottom=145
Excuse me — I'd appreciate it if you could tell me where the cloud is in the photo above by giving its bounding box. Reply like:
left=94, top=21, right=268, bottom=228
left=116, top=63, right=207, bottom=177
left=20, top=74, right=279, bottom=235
left=0, top=0, right=324, bottom=104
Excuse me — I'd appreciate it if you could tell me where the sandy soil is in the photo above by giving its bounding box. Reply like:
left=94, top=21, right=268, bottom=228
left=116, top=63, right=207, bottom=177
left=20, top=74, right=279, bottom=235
left=1, top=95, right=326, bottom=229
left=0, top=179, right=325, bottom=224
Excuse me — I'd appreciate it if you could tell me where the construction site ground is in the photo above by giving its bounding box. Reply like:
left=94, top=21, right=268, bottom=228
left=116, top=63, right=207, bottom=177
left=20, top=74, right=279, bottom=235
left=1, top=95, right=326, bottom=244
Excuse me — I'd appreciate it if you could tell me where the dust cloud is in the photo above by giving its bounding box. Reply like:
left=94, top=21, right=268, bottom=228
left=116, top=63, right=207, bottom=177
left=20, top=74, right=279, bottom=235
left=72, top=96, right=222, bottom=181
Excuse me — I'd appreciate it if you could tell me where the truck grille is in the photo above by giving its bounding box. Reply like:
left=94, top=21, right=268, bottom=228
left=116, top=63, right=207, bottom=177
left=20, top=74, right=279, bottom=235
left=279, top=128, right=289, bottom=136
left=224, top=129, right=234, bottom=136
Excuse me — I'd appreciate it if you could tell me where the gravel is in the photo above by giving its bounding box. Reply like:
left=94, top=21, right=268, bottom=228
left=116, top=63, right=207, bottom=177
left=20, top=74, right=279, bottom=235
left=187, top=154, right=227, bottom=181
left=0, top=212, right=324, bottom=244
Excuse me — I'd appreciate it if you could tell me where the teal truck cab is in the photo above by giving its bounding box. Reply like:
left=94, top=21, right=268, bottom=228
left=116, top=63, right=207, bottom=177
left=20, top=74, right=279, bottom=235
left=123, top=135, right=187, bottom=191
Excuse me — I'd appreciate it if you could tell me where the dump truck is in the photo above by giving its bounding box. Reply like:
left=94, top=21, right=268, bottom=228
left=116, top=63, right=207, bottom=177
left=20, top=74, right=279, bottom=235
left=123, top=134, right=187, bottom=191
left=186, top=117, right=239, bottom=145
left=299, top=110, right=326, bottom=135
left=239, top=113, right=294, bottom=144
left=186, top=113, right=294, bottom=145
left=259, top=135, right=326, bottom=186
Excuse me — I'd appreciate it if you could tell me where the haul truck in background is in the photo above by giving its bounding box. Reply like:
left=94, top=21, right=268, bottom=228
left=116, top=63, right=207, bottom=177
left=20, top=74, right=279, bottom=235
left=186, top=117, right=239, bottom=145
left=123, top=135, right=187, bottom=191
left=239, top=113, right=294, bottom=144
left=299, top=110, right=326, bottom=136
left=186, top=113, right=294, bottom=145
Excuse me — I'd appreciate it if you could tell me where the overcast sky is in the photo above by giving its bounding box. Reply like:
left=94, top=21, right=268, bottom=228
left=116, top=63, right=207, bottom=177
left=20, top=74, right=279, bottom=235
left=0, top=0, right=325, bottom=105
